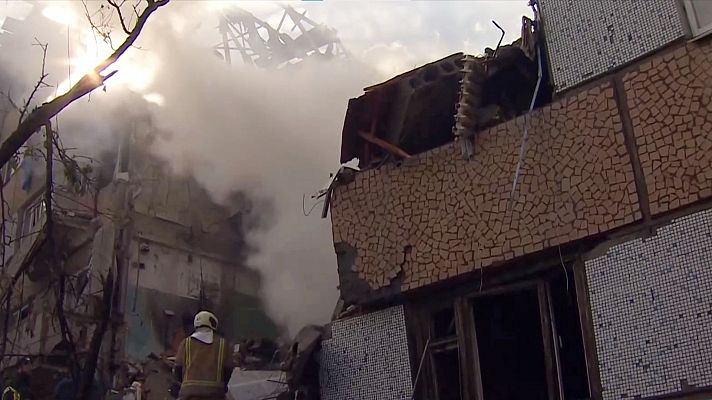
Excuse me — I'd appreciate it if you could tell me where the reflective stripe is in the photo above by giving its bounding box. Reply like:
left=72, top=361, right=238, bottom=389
left=2, top=386, right=20, bottom=400
left=182, top=337, right=225, bottom=388
left=217, top=338, right=225, bottom=382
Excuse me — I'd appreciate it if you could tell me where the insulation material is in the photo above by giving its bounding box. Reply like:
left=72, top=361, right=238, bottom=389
left=319, top=306, right=413, bottom=400
left=540, top=0, right=685, bottom=92
left=585, top=208, right=712, bottom=399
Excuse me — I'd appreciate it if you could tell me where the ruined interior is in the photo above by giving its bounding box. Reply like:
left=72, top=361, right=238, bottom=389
left=340, top=18, right=552, bottom=169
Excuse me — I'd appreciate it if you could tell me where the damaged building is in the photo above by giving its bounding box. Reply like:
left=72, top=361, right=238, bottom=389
left=322, top=1, right=712, bottom=400
left=0, top=88, right=277, bottom=400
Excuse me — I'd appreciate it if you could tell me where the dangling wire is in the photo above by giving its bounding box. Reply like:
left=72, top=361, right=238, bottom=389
left=302, top=193, right=324, bottom=217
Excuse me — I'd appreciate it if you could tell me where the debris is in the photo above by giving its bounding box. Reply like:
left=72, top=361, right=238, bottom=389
left=358, top=131, right=412, bottom=159
left=340, top=16, right=551, bottom=169
left=312, top=159, right=360, bottom=219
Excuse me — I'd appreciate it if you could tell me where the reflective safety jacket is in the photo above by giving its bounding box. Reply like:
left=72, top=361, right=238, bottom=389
left=2, top=386, right=20, bottom=400
left=174, top=334, right=234, bottom=398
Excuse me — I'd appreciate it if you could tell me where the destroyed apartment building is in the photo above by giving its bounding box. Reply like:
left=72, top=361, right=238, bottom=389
left=0, top=110, right=279, bottom=393
left=320, top=1, right=712, bottom=400
left=0, top=7, right=280, bottom=387
left=0, top=3, right=348, bottom=398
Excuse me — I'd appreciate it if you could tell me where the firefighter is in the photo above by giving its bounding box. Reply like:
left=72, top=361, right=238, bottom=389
left=173, top=311, right=235, bottom=400
left=2, top=358, right=32, bottom=400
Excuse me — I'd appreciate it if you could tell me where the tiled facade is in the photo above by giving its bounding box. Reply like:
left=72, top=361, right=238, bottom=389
left=625, top=42, right=712, bottom=215
left=585, top=208, right=712, bottom=399
left=319, top=306, right=413, bottom=400
left=540, top=0, right=685, bottom=93
left=332, top=82, right=641, bottom=292
left=331, top=40, right=712, bottom=296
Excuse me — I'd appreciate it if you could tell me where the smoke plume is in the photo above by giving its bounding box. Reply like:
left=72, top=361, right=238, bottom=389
left=142, top=20, right=379, bottom=335
left=1, top=1, right=381, bottom=335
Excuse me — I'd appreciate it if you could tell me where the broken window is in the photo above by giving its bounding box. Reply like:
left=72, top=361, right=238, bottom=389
left=549, top=270, right=590, bottom=400
left=3, top=150, right=25, bottom=183
left=412, top=265, right=591, bottom=400
left=428, top=305, right=462, bottom=400
left=21, top=199, right=46, bottom=240
left=472, top=288, right=549, bottom=400
left=2, top=213, right=17, bottom=261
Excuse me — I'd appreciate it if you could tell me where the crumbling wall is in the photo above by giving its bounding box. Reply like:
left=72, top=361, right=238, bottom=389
left=123, top=142, right=277, bottom=360
left=624, top=42, right=712, bottom=215
left=124, top=238, right=275, bottom=360
left=331, top=82, right=640, bottom=294
left=331, top=38, right=712, bottom=300
left=127, top=238, right=256, bottom=299
left=125, top=283, right=277, bottom=360
left=585, top=207, right=712, bottom=399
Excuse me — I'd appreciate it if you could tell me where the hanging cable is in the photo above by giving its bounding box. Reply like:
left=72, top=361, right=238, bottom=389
left=509, top=43, right=544, bottom=202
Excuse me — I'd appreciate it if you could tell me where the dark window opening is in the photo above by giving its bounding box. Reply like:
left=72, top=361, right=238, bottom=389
left=432, top=345, right=461, bottom=400
left=473, top=288, right=549, bottom=400
left=19, top=305, right=30, bottom=321
left=414, top=266, right=591, bottom=400
left=428, top=305, right=461, bottom=400
left=550, top=271, right=590, bottom=400
left=432, top=307, right=456, bottom=339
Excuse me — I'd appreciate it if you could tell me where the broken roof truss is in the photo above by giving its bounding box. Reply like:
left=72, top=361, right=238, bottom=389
left=340, top=16, right=550, bottom=169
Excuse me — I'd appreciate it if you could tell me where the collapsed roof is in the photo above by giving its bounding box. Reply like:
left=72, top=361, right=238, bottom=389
left=340, top=17, right=552, bottom=169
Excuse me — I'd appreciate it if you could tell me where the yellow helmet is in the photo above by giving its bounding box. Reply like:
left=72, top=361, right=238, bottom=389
left=194, top=311, right=218, bottom=330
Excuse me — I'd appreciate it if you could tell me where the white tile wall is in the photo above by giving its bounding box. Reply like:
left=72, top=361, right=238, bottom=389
left=319, top=306, right=413, bottom=400
left=540, top=0, right=685, bottom=92
left=585, top=208, right=712, bottom=399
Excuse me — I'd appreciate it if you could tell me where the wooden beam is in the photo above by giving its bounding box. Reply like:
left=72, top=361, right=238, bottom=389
left=538, top=283, right=558, bottom=400
left=545, top=281, right=565, bottom=400
left=573, top=259, right=604, bottom=400
left=358, top=131, right=412, bottom=159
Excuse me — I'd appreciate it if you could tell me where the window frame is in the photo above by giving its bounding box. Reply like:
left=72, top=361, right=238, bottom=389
left=409, top=263, right=597, bottom=400
left=684, top=0, right=712, bottom=39
left=2, top=215, right=18, bottom=262
left=20, top=197, right=47, bottom=246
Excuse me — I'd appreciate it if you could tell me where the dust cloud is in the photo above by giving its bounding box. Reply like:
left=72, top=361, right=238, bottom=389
left=141, top=19, right=379, bottom=335
left=0, top=1, right=381, bottom=336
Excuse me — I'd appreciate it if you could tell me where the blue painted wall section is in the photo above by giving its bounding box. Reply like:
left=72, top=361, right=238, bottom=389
left=125, top=285, right=278, bottom=360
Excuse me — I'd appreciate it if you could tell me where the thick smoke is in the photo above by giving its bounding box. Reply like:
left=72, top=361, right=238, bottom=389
left=1, top=0, right=529, bottom=335
left=140, top=19, right=379, bottom=335
left=1, top=1, right=381, bottom=335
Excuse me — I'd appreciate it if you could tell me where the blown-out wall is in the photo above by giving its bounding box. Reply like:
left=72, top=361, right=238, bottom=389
left=331, top=40, right=712, bottom=303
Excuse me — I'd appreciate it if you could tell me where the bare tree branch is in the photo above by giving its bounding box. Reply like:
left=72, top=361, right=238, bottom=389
left=17, top=39, right=52, bottom=125
left=0, top=0, right=170, bottom=170
left=108, top=0, right=132, bottom=35
left=83, top=1, right=116, bottom=49
left=1, top=90, right=21, bottom=115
